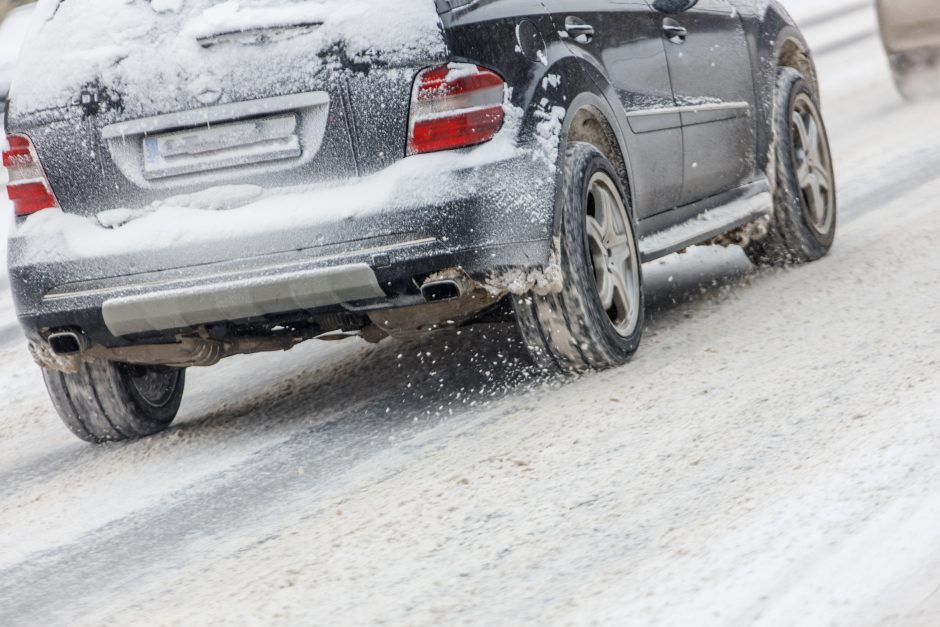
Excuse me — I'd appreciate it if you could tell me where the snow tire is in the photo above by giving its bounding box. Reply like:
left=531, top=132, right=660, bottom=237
left=745, top=67, right=837, bottom=266
left=514, top=142, right=644, bottom=375
left=42, top=361, right=185, bottom=444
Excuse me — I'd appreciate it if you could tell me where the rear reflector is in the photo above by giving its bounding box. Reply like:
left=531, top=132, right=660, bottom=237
left=3, top=134, right=59, bottom=217
left=408, top=64, right=506, bottom=156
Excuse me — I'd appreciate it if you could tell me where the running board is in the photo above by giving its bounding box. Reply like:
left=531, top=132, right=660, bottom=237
left=638, top=191, right=773, bottom=263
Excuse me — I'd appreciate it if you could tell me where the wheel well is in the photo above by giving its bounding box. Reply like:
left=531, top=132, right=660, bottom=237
left=567, top=106, right=631, bottom=202
left=777, top=37, right=820, bottom=94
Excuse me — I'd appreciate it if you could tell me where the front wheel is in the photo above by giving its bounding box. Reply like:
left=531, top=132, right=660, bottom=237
left=514, top=142, right=644, bottom=374
left=745, top=67, right=837, bottom=266
left=43, top=361, right=186, bottom=443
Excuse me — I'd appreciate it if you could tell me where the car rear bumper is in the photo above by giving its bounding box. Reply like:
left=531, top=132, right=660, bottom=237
left=100, top=263, right=386, bottom=338
left=7, top=149, right=557, bottom=347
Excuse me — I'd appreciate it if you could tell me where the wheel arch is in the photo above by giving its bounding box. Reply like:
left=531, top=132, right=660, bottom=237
left=749, top=1, right=821, bottom=94
left=565, top=103, right=631, bottom=202
left=524, top=57, right=637, bottom=239
left=743, top=0, right=822, bottom=175
left=553, top=93, right=636, bottom=241
left=775, top=33, right=820, bottom=97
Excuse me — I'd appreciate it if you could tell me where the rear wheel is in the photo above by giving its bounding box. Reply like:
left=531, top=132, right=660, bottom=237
left=43, top=361, right=185, bottom=443
left=514, top=142, right=644, bottom=374
left=745, top=68, right=837, bottom=266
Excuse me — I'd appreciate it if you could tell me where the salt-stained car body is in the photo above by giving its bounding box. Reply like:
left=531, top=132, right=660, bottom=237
left=876, top=0, right=940, bottom=98
left=4, top=0, right=837, bottom=443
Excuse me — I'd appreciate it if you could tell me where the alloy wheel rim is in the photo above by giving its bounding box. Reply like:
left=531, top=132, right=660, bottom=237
left=128, top=367, right=179, bottom=408
left=585, top=172, right=641, bottom=337
left=791, top=93, right=835, bottom=235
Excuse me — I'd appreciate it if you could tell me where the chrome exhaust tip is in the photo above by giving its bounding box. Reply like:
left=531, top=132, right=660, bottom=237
left=47, top=330, right=87, bottom=356
left=420, top=279, right=464, bottom=303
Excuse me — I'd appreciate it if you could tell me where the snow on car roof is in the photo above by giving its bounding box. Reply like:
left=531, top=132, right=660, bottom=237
left=10, top=0, right=445, bottom=115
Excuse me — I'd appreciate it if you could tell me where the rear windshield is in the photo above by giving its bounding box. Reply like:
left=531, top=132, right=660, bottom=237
left=12, top=0, right=445, bottom=114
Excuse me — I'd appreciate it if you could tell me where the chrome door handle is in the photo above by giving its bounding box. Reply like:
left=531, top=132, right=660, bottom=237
left=565, top=17, right=596, bottom=42
left=662, top=19, right=688, bottom=44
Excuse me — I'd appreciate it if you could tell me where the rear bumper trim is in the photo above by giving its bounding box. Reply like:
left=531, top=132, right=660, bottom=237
left=43, top=237, right=437, bottom=303
left=101, top=263, right=385, bottom=337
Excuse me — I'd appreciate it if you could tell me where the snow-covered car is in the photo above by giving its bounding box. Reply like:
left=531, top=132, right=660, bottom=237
left=877, top=0, right=940, bottom=99
left=3, top=0, right=836, bottom=443
left=0, top=3, right=33, bottom=113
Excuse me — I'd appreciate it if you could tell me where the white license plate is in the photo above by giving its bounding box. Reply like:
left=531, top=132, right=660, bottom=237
left=142, top=114, right=301, bottom=179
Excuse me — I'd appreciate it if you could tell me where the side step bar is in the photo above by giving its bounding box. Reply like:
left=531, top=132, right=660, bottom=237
left=638, top=191, right=773, bottom=263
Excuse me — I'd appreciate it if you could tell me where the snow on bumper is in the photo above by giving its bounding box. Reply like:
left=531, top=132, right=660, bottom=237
left=7, top=139, right=558, bottom=342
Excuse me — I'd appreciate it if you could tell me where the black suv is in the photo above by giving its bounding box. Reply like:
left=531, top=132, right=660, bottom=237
left=3, top=0, right=836, bottom=443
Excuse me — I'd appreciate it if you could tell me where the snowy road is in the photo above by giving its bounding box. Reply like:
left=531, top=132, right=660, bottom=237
left=4, top=2, right=940, bottom=625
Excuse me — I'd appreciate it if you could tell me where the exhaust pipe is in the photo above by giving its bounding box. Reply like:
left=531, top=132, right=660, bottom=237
left=47, top=330, right=87, bottom=356
left=421, top=278, right=465, bottom=303
left=371, top=269, right=501, bottom=338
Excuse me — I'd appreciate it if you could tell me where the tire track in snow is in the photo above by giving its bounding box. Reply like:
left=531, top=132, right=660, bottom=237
left=0, top=328, right=539, bottom=623
left=840, top=144, right=940, bottom=221
left=0, top=275, right=759, bottom=622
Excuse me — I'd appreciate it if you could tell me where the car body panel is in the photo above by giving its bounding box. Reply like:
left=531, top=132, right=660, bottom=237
left=650, top=0, right=759, bottom=206
left=542, top=0, right=684, bottom=217
left=728, top=0, right=816, bottom=176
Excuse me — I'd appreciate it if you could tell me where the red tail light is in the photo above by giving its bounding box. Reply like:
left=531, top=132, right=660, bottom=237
left=407, top=64, right=506, bottom=156
left=3, top=134, right=59, bottom=217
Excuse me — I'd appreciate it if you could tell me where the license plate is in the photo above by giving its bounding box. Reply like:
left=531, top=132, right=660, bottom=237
left=142, top=114, right=301, bottom=180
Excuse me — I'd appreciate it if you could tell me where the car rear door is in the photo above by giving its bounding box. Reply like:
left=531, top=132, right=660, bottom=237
left=541, top=0, right=684, bottom=218
left=649, top=0, right=759, bottom=206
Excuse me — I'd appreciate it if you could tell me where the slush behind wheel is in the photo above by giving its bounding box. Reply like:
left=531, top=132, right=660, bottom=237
left=514, top=142, right=644, bottom=374
left=43, top=362, right=185, bottom=443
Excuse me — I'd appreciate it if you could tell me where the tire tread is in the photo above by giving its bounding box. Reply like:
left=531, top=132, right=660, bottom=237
left=514, top=142, right=644, bottom=374
left=42, top=361, right=185, bottom=444
left=745, top=67, right=836, bottom=266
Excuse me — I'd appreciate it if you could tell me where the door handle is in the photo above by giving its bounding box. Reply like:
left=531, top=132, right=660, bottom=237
left=565, top=16, right=596, bottom=42
left=662, top=19, right=688, bottom=44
